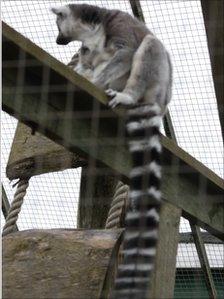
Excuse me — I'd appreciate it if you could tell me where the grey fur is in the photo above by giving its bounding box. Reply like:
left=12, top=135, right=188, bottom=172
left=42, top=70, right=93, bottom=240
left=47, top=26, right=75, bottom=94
left=52, top=3, right=172, bottom=112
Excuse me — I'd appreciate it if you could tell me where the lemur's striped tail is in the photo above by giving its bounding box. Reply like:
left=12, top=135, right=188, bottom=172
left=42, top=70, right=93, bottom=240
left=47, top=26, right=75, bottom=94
left=113, top=103, right=162, bottom=299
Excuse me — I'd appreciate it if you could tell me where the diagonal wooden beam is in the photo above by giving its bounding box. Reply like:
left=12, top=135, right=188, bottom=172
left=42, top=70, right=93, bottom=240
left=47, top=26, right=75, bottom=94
left=2, top=22, right=224, bottom=240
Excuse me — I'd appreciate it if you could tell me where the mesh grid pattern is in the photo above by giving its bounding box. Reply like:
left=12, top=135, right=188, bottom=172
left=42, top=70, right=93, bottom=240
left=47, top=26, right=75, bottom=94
left=1, top=111, right=81, bottom=230
left=2, top=0, right=223, bottom=178
left=140, top=0, right=223, bottom=178
left=2, top=1, right=224, bottom=297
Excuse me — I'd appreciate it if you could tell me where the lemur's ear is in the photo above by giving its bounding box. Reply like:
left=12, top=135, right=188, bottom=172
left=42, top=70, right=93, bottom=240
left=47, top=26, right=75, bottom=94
left=51, top=6, right=68, bottom=17
left=51, top=7, right=60, bottom=15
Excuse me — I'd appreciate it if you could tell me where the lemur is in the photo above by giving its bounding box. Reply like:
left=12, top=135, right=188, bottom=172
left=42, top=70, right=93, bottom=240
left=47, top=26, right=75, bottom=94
left=52, top=4, right=172, bottom=299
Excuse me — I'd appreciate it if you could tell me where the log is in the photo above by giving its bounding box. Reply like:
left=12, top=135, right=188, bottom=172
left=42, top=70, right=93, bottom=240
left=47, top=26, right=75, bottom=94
left=7, top=122, right=86, bottom=180
left=2, top=229, right=123, bottom=299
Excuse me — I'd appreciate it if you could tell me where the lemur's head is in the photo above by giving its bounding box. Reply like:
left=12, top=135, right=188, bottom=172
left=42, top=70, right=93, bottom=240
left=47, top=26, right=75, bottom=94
left=51, top=4, right=105, bottom=45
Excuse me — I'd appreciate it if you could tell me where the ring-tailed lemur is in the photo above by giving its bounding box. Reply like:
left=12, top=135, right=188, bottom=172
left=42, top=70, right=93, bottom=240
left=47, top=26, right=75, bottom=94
left=52, top=4, right=172, bottom=299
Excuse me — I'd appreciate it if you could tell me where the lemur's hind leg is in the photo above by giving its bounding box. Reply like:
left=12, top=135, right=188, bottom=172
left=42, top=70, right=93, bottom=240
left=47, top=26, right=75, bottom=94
left=107, top=34, right=170, bottom=109
left=93, top=48, right=134, bottom=89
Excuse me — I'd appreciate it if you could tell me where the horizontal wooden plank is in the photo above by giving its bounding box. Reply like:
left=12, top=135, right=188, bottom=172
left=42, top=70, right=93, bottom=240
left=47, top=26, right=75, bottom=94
left=2, top=22, right=224, bottom=240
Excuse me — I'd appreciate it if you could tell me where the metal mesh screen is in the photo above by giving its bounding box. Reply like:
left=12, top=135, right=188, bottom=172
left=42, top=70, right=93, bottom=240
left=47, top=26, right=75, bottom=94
left=2, top=0, right=223, bottom=298
left=140, top=0, right=223, bottom=178
left=1, top=111, right=81, bottom=230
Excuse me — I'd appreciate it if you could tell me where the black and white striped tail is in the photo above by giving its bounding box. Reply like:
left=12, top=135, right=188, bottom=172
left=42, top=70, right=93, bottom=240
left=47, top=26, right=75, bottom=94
left=113, top=103, right=162, bottom=299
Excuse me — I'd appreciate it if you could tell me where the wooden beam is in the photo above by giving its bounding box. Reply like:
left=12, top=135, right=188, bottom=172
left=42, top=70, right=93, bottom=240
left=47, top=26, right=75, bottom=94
left=2, top=22, right=224, bottom=240
left=3, top=229, right=123, bottom=299
left=149, top=202, right=181, bottom=299
left=6, top=122, right=86, bottom=180
left=2, top=184, right=10, bottom=220
left=190, top=224, right=217, bottom=299
left=179, top=232, right=222, bottom=244
left=78, top=166, right=118, bottom=229
left=201, top=0, right=224, bottom=138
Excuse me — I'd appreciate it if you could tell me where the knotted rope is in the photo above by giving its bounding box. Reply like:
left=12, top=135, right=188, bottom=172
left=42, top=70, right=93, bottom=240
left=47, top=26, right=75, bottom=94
left=2, top=179, right=29, bottom=237
left=106, top=181, right=129, bottom=229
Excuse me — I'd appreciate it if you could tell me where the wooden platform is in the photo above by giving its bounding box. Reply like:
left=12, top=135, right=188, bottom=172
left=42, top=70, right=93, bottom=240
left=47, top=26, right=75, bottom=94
left=3, top=229, right=123, bottom=299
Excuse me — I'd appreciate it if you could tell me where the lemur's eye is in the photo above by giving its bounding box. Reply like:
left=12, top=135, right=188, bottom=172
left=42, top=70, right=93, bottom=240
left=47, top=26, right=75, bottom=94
left=81, top=46, right=90, bottom=55
left=58, top=12, right=64, bottom=18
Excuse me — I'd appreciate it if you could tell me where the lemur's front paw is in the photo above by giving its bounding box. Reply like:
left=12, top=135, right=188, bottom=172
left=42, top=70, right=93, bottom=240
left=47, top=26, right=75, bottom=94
left=106, top=89, right=135, bottom=108
left=106, top=89, right=117, bottom=98
left=106, top=89, right=119, bottom=108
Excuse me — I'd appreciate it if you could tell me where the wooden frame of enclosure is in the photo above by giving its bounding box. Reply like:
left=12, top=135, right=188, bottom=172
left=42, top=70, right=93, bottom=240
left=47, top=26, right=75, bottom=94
left=2, top=1, right=224, bottom=297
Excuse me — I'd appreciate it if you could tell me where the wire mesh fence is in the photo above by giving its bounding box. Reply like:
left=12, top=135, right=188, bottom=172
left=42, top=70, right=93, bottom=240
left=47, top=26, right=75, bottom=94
left=2, top=0, right=223, bottom=298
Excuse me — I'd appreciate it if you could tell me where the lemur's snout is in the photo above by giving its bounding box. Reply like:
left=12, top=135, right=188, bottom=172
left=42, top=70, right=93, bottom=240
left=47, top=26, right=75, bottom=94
left=56, top=35, right=71, bottom=45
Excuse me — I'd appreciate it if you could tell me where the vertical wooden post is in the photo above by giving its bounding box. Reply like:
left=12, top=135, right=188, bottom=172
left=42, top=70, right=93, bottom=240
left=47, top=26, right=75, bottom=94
left=149, top=202, right=181, bottom=298
left=78, top=166, right=118, bottom=229
left=201, top=0, right=224, bottom=138
left=2, top=184, right=11, bottom=220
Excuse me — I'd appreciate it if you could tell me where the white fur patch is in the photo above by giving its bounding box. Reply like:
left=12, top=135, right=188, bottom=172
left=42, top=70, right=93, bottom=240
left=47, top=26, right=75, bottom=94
left=129, top=136, right=162, bottom=152
left=119, top=263, right=153, bottom=272
left=130, top=161, right=161, bottom=179
left=147, top=208, right=160, bottom=222
left=129, top=190, right=145, bottom=199
left=147, top=187, right=162, bottom=200
left=126, top=210, right=159, bottom=221
left=83, top=24, right=105, bottom=51
left=130, top=187, right=161, bottom=201
left=51, top=5, right=70, bottom=16
left=123, top=247, right=157, bottom=256
left=149, top=161, right=161, bottom=178
left=126, top=211, right=141, bottom=220
left=127, top=116, right=161, bottom=133
left=125, top=230, right=158, bottom=241
left=148, top=135, right=162, bottom=152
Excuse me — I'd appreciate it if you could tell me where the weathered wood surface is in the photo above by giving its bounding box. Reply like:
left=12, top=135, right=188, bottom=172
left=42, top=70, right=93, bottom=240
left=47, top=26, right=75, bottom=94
left=2, top=229, right=123, bottom=299
left=179, top=232, right=223, bottom=244
left=190, top=224, right=217, bottom=299
left=2, top=22, right=224, bottom=240
left=78, top=166, right=118, bottom=228
left=6, top=122, right=86, bottom=179
left=149, top=202, right=181, bottom=299
left=201, top=0, right=224, bottom=138
left=2, top=184, right=10, bottom=219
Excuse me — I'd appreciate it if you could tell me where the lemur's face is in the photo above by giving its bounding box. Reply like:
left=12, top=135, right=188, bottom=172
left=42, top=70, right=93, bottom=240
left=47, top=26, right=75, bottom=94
left=51, top=5, right=96, bottom=45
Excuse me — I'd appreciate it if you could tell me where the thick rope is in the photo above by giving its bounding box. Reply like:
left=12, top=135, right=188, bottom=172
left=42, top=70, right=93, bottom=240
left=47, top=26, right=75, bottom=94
left=106, top=181, right=129, bottom=229
left=2, top=179, right=29, bottom=237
